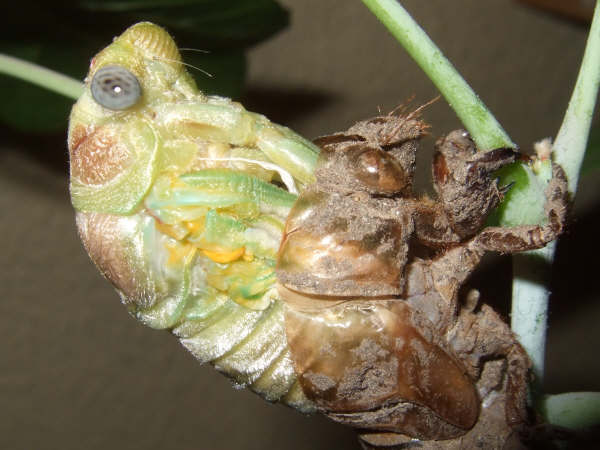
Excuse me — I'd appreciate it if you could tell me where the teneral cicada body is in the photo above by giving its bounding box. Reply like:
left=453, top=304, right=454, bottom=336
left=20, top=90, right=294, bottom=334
left=69, top=22, right=321, bottom=413
left=70, top=22, right=569, bottom=449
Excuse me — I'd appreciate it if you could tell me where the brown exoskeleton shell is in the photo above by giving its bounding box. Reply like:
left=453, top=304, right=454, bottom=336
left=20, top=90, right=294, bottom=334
left=276, top=107, right=568, bottom=447
left=276, top=190, right=413, bottom=296
left=277, top=112, right=427, bottom=297
left=284, top=299, right=480, bottom=440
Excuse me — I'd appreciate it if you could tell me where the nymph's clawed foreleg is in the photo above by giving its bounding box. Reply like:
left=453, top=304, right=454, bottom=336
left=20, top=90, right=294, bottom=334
left=412, top=130, right=518, bottom=249
left=475, top=163, right=569, bottom=253
left=432, top=130, right=518, bottom=239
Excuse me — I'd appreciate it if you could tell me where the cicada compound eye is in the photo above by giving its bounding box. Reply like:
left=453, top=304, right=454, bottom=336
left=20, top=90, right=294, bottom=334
left=91, top=65, right=142, bottom=111
left=352, top=147, right=408, bottom=194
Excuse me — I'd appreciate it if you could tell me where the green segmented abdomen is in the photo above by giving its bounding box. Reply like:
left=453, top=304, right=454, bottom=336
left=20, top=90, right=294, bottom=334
left=75, top=169, right=315, bottom=412
left=175, top=296, right=310, bottom=408
left=152, top=267, right=313, bottom=411
left=177, top=298, right=312, bottom=410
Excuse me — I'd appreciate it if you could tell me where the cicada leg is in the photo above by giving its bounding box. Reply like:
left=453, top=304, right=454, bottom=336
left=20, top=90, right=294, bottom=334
left=445, top=300, right=532, bottom=441
left=153, top=98, right=320, bottom=187
left=475, top=164, right=568, bottom=252
left=254, top=121, right=319, bottom=186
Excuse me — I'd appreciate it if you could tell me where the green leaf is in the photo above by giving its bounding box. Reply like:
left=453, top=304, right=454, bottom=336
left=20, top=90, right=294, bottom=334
left=79, top=0, right=290, bottom=49
left=80, top=0, right=213, bottom=11
left=0, top=0, right=288, bottom=131
left=0, top=43, right=91, bottom=132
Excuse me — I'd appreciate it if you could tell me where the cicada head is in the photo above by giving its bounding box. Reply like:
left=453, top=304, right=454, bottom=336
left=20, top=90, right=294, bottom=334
left=68, top=22, right=200, bottom=215
left=87, top=22, right=199, bottom=109
left=312, top=111, right=427, bottom=197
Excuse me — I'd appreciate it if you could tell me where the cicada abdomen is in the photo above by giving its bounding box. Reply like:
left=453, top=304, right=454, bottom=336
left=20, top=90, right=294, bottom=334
left=74, top=208, right=310, bottom=410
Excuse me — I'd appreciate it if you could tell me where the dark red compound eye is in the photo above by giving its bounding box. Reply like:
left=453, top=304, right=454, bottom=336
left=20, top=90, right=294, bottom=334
left=351, top=147, right=408, bottom=194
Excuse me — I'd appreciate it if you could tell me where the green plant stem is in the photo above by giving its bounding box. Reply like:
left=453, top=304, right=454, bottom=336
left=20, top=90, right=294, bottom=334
left=541, top=392, right=600, bottom=430
left=360, top=0, right=515, bottom=151
left=0, top=53, right=83, bottom=100
left=510, top=244, right=554, bottom=397
left=511, top=2, right=600, bottom=401
left=553, top=3, right=600, bottom=193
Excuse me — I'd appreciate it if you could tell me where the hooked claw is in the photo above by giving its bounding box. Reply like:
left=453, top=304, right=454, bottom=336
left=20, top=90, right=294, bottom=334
left=470, top=147, right=519, bottom=174
left=498, top=180, right=516, bottom=196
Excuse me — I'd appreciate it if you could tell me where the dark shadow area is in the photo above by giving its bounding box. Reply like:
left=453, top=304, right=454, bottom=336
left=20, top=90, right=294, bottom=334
left=241, top=84, right=338, bottom=128
left=463, top=197, right=600, bottom=394
left=0, top=125, right=69, bottom=175
left=550, top=203, right=600, bottom=314
left=515, top=0, right=595, bottom=24
left=461, top=253, right=513, bottom=319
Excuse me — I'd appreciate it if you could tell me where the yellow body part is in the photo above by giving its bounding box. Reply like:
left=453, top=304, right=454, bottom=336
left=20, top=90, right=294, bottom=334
left=202, top=247, right=245, bottom=263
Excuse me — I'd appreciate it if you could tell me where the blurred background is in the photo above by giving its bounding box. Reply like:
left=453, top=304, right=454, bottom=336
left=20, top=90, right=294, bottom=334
left=1, top=1, right=598, bottom=449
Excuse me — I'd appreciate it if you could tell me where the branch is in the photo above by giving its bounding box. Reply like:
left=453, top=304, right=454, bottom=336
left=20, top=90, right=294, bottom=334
left=360, top=0, right=515, bottom=150
left=511, top=1, right=600, bottom=397
left=541, top=392, right=600, bottom=430
left=0, top=53, right=83, bottom=100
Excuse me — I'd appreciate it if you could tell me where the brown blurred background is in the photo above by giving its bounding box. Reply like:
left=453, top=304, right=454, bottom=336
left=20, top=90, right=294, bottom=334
left=1, top=1, right=598, bottom=449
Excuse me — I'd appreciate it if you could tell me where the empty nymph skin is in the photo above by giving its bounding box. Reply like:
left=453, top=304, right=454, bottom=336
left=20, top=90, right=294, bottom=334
left=68, top=22, right=568, bottom=449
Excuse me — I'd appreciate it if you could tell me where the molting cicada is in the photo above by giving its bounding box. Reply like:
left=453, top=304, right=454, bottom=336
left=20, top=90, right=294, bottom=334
left=68, top=22, right=568, bottom=449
